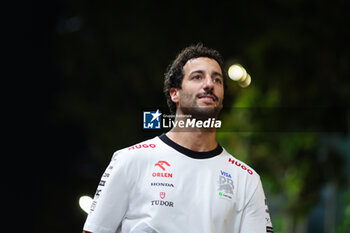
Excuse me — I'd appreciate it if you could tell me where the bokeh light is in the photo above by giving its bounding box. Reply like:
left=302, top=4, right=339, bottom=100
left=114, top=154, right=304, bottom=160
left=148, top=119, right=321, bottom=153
left=79, top=195, right=93, bottom=214
left=228, top=64, right=251, bottom=87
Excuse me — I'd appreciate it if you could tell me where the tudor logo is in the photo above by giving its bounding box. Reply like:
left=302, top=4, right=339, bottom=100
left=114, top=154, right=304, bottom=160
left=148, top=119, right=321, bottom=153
left=151, top=200, right=174, bottom=207
left=160, top=192, right=166, bottom=199
left=155, top=161, right=170, bottom=171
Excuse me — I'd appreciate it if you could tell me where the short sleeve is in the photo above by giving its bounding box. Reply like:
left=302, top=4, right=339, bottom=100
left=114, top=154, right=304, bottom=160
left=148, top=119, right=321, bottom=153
left=83, top=151, right=130, bottom=233
left=240, top=180, right=273, bottom=233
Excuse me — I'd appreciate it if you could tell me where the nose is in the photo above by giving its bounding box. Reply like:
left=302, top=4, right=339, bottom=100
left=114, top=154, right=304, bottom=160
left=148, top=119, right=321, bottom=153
left=203, top=75, right=214, bottom=90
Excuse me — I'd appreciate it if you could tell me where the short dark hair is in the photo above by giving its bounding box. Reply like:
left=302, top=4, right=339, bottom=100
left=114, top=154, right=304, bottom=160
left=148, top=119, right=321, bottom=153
left=164, top=43, right=227, bottom=114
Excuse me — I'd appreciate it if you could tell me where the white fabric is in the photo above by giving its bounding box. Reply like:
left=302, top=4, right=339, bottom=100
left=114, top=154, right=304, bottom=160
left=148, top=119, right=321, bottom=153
left=83, top=135, right=273, bottom=233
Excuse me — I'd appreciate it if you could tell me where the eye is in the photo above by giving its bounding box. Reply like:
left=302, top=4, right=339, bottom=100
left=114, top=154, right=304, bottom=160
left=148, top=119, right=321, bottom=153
left=214, top=77, right=222, bottom=84
left=192, top=75, right=202, bottom=80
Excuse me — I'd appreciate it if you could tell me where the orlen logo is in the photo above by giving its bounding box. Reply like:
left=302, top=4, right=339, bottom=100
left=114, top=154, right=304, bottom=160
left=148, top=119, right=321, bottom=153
left=152, top=161, right=172, bottom=178
left=128, top=144, right=156, bottom=150
left=155, top=161, right=170, bottom=171
left=228, top=158, right=253, bottom=175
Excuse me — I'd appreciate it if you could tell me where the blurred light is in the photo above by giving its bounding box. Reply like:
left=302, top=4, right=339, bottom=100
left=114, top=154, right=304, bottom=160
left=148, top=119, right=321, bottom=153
left=227, top=63, right=252, bottom=88
left=79, top=195, right=93, bottom=214
left=228, top=64, right=246, bottom=81
left=238, top=74, right=251, bottom=88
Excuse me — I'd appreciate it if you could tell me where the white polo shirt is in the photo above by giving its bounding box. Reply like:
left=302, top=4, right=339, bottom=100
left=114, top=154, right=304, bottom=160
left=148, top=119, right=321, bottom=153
left=83, top=134, right=273, bottom=233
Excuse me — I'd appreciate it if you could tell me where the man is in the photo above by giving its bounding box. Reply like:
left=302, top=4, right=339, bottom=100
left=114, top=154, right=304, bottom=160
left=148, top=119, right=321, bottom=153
left=83, top=44, right=273, bottom=233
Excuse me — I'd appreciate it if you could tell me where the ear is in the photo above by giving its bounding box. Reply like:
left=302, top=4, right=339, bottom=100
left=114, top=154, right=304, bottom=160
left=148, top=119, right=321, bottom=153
left=169, top=87, right=179, bottom=104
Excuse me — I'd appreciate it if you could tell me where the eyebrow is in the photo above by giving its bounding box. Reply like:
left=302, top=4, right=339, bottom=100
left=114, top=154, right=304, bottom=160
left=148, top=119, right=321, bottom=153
left=189, top=70, right=223, bottom=78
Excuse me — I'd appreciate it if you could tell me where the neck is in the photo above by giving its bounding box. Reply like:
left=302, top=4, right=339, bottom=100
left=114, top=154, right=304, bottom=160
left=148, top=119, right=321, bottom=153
left=166, top=113, right=218, bottom=152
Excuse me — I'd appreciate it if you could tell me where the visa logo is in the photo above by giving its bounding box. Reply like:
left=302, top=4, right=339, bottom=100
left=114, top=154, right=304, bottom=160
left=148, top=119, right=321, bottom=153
left=220, top=170, right=232, bottom=178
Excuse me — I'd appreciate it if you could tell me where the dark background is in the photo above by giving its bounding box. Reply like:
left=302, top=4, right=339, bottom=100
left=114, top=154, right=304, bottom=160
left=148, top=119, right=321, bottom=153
left=15, top=0, right=350, bottom=232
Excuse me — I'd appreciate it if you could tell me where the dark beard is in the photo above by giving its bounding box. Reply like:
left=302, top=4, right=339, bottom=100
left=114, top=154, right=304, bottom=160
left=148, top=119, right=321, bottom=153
left=178, top=90, right=222, bottom=120
left=180, top=106, right=221, bottom=121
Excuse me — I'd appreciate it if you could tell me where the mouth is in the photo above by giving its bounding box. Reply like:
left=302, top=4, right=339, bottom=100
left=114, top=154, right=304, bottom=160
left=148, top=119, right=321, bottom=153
left=197, top=94, right=218, bottom=103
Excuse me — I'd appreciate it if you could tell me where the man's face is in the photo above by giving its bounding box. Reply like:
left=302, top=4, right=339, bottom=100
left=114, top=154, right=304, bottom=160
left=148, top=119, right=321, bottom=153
left=170, top=57, right=224, bottom=119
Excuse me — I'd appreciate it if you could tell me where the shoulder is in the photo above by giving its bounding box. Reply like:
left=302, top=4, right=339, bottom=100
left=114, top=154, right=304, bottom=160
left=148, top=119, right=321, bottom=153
left=219, top=148, right=261, bottom=197
left=220, top=148, right=260, bottom=179
left=219, top=148, right=262, bottom=208
left=110, top=136, right=162, bottom=165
